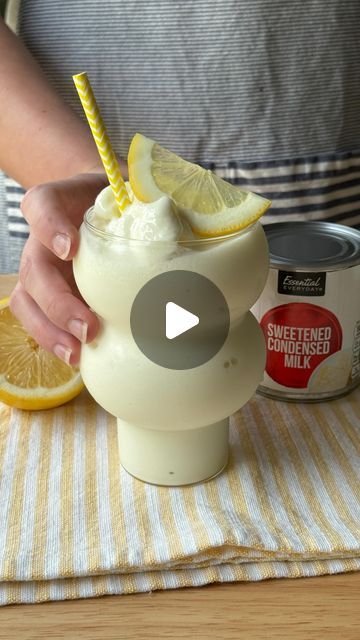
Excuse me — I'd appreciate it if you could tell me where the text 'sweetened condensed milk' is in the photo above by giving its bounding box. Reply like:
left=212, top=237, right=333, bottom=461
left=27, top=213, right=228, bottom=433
left=252, top=222, right=360, bottom=401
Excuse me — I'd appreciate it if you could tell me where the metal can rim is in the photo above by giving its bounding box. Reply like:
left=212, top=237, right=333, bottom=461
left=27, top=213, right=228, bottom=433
left=264, top=221, right=360, bottom=272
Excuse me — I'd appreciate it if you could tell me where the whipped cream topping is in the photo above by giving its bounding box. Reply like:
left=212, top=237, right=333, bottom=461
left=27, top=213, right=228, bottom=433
left=91, top=184, right=194, bottom=242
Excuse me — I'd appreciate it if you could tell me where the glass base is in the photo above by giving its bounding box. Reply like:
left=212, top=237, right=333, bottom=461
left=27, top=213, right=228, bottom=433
left=117, top=417, right=229, bottom=486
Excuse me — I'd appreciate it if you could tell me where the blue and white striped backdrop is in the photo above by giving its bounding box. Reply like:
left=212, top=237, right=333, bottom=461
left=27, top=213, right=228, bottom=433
left=1, top=0, right=359, bottom=272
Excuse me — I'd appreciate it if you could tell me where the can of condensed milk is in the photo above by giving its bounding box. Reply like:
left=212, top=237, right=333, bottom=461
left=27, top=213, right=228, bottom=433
left=252, top=222, right=360, bottom=401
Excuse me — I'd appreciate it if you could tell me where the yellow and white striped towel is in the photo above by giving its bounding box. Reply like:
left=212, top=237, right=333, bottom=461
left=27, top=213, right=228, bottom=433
left=0, top=387, right=359, bottom=606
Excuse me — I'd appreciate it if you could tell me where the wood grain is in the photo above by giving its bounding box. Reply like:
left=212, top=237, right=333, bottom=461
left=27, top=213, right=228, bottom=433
left=0, top=274, right=359, bottom=640
left=0, top=575, right=359, bottom=640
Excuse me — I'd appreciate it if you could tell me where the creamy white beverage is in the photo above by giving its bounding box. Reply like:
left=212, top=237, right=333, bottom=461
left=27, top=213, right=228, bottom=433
left=73, top=185, right=269, bottom=485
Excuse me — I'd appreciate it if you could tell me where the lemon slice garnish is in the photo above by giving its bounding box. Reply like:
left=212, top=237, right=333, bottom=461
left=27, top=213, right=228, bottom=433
left=128, top=133, right=271, bottom=237
left=0, top=297, right=84, bottom=410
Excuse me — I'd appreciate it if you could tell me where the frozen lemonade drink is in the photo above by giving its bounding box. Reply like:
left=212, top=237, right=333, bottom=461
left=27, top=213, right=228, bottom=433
left=73, top=133, right=271, bottom=486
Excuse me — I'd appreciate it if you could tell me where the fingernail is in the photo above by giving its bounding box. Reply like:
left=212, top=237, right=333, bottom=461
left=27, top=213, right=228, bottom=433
left=68, top=318, right=88, bottom=343
left=52, top=233, right=71, bottom=259
left=53, top=343, right=72, bottom=365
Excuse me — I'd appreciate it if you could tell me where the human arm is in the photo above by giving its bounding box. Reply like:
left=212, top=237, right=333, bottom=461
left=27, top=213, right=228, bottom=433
left=0, top=18, right=125, bottom=363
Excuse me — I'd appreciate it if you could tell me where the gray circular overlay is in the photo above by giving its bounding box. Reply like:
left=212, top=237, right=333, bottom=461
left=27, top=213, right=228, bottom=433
left=130, top=270, right=230, bottom=370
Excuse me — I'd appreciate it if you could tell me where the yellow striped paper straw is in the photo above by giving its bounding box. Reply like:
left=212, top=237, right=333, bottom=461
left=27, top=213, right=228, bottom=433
left=73, top=71, right=130, bottom=214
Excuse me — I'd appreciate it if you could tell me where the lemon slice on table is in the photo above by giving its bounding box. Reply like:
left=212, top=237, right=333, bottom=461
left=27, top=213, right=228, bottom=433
left=0, top=297, right=84, bottom=410
left=128, top=133, right=271, bottom=237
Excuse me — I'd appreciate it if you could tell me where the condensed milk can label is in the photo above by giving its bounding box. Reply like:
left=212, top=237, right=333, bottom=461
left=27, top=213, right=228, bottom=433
left=252, top=222, right=360, bottom=401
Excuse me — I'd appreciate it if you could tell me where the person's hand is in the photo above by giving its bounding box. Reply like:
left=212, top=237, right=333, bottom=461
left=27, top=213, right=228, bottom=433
left=10, top=172, right=110, bottom=365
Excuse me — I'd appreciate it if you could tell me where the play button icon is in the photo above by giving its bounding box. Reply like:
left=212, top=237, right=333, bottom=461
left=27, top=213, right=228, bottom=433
left=165, top=302, right=199, bottom=340
left=130, top=270, right=230, bottom=370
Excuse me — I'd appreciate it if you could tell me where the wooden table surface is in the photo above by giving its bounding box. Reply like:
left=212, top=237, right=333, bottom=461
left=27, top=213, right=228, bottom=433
left=1, top=273, right=360, bottom=640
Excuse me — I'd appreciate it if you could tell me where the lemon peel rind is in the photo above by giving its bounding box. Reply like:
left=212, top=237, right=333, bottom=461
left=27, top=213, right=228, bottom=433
left=0, top=373, right=84, bottom=410
left=128, top=133, right=163, bottom=202
left=180, top=195, right=271, bottom=237
left=0, top=298, right=84, bottom=410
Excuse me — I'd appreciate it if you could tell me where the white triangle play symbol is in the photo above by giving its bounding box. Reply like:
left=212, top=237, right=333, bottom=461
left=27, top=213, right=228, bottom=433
left=165, top=302, right=199, bottom=340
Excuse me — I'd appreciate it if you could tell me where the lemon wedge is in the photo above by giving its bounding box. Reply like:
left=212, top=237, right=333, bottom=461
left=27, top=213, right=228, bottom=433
left=128, top=133, right=271, bottom=237
left=0, top=297, right=84, bottom=410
